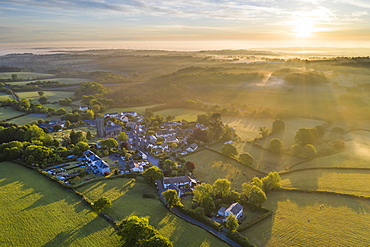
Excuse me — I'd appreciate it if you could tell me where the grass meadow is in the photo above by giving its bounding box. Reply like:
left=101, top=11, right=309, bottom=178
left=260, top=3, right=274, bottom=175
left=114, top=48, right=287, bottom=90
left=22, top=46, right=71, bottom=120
left=8, top=78, right=91, bottom=86
left=241, top=191, right=370, bottom=247
left=280, top=169, right=370, bottom=197
left=14, top=91, right=74, bottom=102
left=154, top=108, right=205, bottom=122
left=0, top=162, right=120, bottom=247
left=0, top=72, right=54, bottom=80
left=0, top=107, right=25, bottom=121
left=76, top=176, right=228, bottom=247
left=185, top=149, right=265, bottom=191
left=210, top=142, right=302, bottom=172
left=8, top=115, right=60, bottom=126
left=103, top=104, right=164, bottom=115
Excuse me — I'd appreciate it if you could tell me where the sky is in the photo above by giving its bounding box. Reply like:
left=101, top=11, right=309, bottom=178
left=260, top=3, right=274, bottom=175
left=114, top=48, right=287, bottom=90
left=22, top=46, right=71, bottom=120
left=1, top=0, right=370, bottom=50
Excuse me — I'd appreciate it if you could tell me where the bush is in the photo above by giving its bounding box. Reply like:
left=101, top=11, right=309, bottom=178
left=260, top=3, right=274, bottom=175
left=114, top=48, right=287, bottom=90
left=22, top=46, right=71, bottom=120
left=176, top=205, right=220, bottom=231
left=226, top=231, right=255, bottom=247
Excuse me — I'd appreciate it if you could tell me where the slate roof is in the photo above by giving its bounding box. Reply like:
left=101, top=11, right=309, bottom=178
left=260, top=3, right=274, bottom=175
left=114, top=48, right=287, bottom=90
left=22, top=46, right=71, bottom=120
left=226, top=202, right=243, bottom=215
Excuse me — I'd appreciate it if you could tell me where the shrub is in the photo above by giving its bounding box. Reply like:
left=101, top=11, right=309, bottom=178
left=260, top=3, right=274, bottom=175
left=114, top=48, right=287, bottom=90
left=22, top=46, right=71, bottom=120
left=226, top=231, right=255, bottom=247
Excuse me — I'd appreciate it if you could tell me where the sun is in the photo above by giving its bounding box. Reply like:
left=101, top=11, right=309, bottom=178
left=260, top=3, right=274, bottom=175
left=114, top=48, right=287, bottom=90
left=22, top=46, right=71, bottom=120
left=292, top=16, right=316, bottom=38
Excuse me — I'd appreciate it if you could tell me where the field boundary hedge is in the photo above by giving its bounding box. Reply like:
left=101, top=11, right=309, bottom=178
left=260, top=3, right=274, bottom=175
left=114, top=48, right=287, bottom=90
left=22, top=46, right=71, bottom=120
left=276, top=188, right=370, bottom=200
left=237, top=208, right=273, bottom=232
left=280, top=166, right=370, bottom=175
left=205, top=147, right=267, bottom=176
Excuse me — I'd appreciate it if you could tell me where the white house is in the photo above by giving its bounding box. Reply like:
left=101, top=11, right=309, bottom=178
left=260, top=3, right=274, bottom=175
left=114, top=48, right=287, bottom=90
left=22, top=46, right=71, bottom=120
left=186, top=143, right=198, bottom=152
left=83, top=150, right=110, bottom=175
left=217, top=202, right=243, bottom=220
left=163, top=176, right=197, bottom=189
left=79, top=106, right=89, bottom=111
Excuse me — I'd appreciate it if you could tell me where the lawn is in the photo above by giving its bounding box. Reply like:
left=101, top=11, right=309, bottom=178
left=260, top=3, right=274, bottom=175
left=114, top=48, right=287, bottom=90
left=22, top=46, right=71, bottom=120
left=210, top=142, right=302, bottom=172
left=185, top=149, right=265, bottom=192
left=0, top=162, right=120, bottom=247
left=0, top=107, right=25, bottom=121
left=154, top=108, right=205, bottom=122
left=280, top=169, right=370, bottom=197
left=0, top=72, right=54, bottom=80
left=76, top=177, right=228, bottom=247
left=241, top=191, right=370, bottom=247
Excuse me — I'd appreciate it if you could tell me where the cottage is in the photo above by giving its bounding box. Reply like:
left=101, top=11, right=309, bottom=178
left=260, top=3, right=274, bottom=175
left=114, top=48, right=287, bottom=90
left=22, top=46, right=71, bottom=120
left=83, top=150, right=110, bottom=175
left=163, top=176, right=198, bottom=197
left=79, top=106, right=89, bottom=111
left=186, top=143, right=198, bottom=152
left=136, top=151, right=148, bottom=160
left=164, top=137, right=179, bottom=143
left=217, top=202, right=243, bottom=220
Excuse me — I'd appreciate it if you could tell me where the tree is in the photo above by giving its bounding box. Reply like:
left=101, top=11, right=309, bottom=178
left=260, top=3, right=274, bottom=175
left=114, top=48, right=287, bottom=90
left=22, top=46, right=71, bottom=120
left=86, top=130, right=92, bottom=140
left=38, top=91, right=44, bottom=97
left=269, top=138, right=284, bottom=154
left=258, top=127, right=269, bottom=138
left=74, top=82, right=107, bottom=99
left=117, top=132, right=128, bottom=142
left=261, top=172, right=281, bottom=192
left=239, top=153, right=254, bottom=166
left=225, top=215, right=239, bottom=232
left=193, top=183, right=213, bottom=205
left=38, top=96, right=48, bottom=104
left=11, top=74, right=18, bottom=81
left=221, top=143, right=238, bottom=158
left=74, top=141, right=90, bottom=154
left=212, top=178, right=231, bottom=198
left=69, top=130, right=86, bottom=145
left=185, top=161, right=196, bottom=172
left=295, top=128, right=318, bottom=146
left=117, top=216, right=173, bottom=247
left=101, top=138, right=118, bottom=151
left=251, top=177, right=263, bottom=188
left=290, top=144, right=304, bottom=156
left=304, top=144, right=316, bottom=158
left=162, top=189, right=182, bottom=208
left=92, top=197, right=112, bottom=213
left=143, top=166, right=164, bottom=185
left=248, top=185, right=266, bottom=207
left=272, top=119, right=285, bottom=133
left=202, top=195, right=216, bottom=215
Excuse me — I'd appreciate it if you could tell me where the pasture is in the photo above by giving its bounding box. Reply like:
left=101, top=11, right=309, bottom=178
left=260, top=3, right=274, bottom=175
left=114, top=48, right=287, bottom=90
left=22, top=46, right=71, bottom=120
left=222, top=116, right=325, bottom=148
left=0, top=107, right=25, bottom=121
left=154, top=108, right=205, bottom=121
left=280, top=169, right=370, bottom=197
left=185, top=149, right=265, bottom=191
left=0, top=162, right=120, bottom=246
left=0, top=72, right=54, bottom=80
left=291, top=131, right=370, bottom=170
left=8, top=78, right=91, bottom=86
left=77, top=176, right=228, bottom=247
left=8, top=114, right=60, bottom=126
left=103, top=104, right=164, bottom=115
left=210, top=142, right=302, bottom=172
left=14, top=91, right=74, bottom=102
left=241, top=191, right=370, bottom=247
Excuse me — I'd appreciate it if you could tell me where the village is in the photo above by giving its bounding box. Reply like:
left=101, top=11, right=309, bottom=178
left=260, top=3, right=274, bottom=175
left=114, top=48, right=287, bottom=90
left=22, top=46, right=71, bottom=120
left=40, top=110, right=245, bottom=225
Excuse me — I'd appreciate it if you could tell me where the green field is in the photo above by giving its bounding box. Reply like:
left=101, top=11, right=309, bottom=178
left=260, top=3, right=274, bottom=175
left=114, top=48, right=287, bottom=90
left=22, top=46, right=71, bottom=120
left=8, top=78, right=91, bottom=86
left=280, top=169, right=370, bottom=197
left=291, top=131, right=370, bottom=170
left=14, top=91, right=74, bottom=102
left=8, top=114, right=60, bottom=126
left=222, top=116, right=325, bottom=148
left=0, top=107, right=25, bottom=121
left=103, top=104, right=164, bottom=115
left=0, top=72, right=54, bottom=80
left=0, top=162, right=120, bottom=247
left=185, top=149, right=265, bottom=191
left=155, top=108, right=205, bottom=121
left=76, top=177, right=228, bottom=247
left=210, top=142, right=302, bottom=172
left=241, top=191, right=370, bottom=247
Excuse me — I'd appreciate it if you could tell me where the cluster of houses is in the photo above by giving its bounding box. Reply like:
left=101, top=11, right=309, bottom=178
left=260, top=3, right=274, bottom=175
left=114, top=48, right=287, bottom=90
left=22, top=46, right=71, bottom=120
left=82, top=150, right=111, bottom=175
